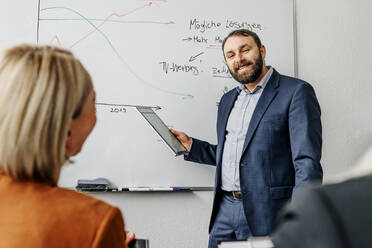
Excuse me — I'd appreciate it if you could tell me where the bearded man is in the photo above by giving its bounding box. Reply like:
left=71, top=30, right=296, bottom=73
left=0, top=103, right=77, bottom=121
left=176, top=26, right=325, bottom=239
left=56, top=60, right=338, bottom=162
left=171, top=29, right=323, bottom=248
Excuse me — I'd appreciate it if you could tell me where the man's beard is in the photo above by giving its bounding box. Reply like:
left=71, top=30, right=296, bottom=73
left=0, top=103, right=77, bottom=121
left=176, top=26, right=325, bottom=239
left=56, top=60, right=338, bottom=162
left=228, top=53, right=263, bottom=85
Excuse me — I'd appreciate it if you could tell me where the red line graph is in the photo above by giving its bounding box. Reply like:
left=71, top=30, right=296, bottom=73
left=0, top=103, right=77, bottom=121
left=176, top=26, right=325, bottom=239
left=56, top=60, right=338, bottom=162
left=47, top=2, right=155, bottom=48
left=42, top=1, right=193, bottom=99
left=49, top=35, right=62, bottom=46
left=69, top=2, right=153, bottom=48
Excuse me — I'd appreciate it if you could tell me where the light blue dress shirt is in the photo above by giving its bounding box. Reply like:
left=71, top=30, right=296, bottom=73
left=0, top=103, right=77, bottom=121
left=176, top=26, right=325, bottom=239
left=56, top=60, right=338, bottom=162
left=221, top=67, right=273, bottom=191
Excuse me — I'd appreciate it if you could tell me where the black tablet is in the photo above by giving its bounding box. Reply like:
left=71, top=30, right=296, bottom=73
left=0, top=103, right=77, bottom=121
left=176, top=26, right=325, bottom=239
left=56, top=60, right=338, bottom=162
left=128, top=239, right=149, bottom=248
left=136, top=106, right=188, bottom=156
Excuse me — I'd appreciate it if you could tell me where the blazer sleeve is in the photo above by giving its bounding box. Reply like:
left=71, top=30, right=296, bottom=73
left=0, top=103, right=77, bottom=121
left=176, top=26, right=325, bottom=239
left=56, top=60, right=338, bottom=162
left=184, top=138, right=217, bottom=166
left=92, top=207, right=126, bottom=248
left=271, top=187, right=345, bottom=248
left=288, top=82, right=323, bottom=191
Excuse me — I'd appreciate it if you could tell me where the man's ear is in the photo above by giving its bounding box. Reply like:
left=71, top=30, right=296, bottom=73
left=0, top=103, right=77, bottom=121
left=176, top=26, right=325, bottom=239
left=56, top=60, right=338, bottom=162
left=260, top=45, right=266, bottom=60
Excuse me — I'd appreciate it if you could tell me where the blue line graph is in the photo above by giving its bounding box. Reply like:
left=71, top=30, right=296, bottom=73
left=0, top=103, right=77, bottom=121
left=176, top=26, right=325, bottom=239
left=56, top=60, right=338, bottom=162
left=39, top=18, right=175, bottom=25
left=39, top=6, right=193, bottom=99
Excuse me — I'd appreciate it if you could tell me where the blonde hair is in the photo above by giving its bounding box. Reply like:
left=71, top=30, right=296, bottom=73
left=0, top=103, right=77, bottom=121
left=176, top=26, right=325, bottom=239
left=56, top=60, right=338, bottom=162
left=0, top=44, right=92, bottom=185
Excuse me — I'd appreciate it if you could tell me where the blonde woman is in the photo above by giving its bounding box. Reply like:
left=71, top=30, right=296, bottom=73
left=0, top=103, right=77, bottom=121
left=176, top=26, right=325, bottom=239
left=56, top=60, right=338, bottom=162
left=0, top=44, right=134, bottom=247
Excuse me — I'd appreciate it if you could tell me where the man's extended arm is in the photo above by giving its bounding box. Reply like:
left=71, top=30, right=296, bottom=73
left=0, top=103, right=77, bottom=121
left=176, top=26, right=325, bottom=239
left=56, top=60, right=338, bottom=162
left=170, top=129, right=217, bottom=166
left=184, top=138, right=217, bottom=166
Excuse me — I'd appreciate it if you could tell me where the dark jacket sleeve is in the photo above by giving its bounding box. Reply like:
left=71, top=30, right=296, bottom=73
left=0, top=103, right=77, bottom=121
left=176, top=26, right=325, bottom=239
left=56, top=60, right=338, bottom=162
left=184, top=138, right=217, bottom=166
left=288, top=82, right=323, bottom=192
left=271, top=186, right=345, bottom=248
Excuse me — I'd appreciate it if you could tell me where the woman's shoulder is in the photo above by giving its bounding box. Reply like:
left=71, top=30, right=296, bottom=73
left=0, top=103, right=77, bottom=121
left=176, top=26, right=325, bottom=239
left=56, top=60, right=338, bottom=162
left=49, top=187, right=126, bottom=246
left=47, top=186, right=121, bottom=216
left=0, top=176, right=125, bottom=247
left=4, top=178, right=123, bottom=223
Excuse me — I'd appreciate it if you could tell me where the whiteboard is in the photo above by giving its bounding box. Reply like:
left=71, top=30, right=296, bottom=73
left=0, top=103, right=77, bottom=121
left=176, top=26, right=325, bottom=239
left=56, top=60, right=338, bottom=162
left=0, top=1, right=38, bottom=51
left=4, top=0, right=295, bottom=187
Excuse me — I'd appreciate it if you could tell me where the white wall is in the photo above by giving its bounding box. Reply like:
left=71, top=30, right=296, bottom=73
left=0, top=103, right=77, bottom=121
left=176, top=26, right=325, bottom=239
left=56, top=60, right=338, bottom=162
left=1, top=0, right=371, bottom=247
left=295, top=0, right=372, bottom=180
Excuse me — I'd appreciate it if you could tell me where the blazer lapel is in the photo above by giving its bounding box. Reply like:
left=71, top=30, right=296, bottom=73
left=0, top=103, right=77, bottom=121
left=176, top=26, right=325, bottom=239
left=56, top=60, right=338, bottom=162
left=217, top=89, right=239, bottom=149
left=241, top=70, right=280, bottom=155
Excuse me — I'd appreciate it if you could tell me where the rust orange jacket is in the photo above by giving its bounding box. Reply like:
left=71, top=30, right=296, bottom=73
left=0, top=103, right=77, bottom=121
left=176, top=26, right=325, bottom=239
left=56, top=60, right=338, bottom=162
left=0, top=172, right=126, bottom=248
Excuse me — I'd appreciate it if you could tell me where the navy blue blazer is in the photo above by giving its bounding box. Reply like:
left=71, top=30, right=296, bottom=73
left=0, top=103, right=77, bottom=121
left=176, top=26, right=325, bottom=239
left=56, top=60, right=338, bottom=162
left=185, top=69, right=323, bottom=236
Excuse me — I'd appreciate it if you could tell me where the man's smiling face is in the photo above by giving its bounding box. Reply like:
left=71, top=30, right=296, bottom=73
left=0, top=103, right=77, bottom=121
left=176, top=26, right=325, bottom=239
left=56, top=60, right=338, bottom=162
left=223, top=35, right=264, bottom=85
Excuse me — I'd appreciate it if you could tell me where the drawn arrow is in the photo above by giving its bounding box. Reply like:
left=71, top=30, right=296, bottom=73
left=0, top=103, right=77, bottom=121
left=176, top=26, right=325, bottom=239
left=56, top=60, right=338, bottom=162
left=189, top=52, right=204, bottom=62
left=182, top=37, right=192, bottom=42
left=96, top=102, right=162, bottom=111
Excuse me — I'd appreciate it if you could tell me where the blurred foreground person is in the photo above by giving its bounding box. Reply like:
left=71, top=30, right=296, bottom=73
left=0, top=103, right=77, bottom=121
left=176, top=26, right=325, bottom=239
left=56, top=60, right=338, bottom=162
left=0, top=44, right=134, bottom=248
left=272, top=147, right=372, bottom=248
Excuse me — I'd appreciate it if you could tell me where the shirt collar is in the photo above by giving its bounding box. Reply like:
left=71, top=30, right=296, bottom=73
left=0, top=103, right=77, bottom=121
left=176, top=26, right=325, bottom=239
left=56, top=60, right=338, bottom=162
left=236, top=66, right=273, bottom=94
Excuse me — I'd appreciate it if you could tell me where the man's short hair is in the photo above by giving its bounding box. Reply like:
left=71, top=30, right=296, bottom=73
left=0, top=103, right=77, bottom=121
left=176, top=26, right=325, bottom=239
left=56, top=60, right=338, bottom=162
left=222, top=29, right=262, bottom=53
